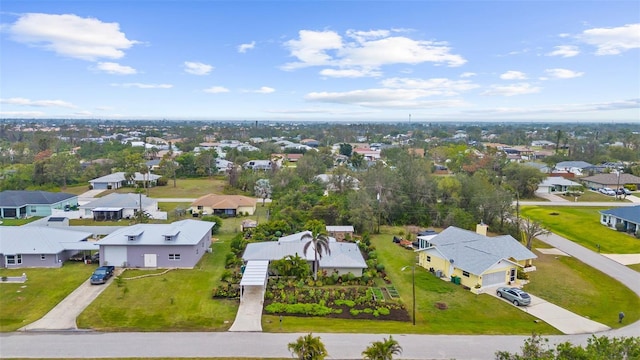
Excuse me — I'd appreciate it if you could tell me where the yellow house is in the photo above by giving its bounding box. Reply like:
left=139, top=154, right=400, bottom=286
left=189, top=194, right=257, bottom=217
left=416, top=225, right=537, bottom=292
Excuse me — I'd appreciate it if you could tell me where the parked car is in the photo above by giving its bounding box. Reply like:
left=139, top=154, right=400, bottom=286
left=617, top=188, right=631, bottom=196
left=599, top=187, right=616, bottom=196
left=496, top=287, right=531, bottom=306
left=90, top=266, right=115, bottom=285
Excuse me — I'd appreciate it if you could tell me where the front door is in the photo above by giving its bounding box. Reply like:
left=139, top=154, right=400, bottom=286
left=144, top=254, right=157, bottom=268
left=509, top=268, right=516, bottom=283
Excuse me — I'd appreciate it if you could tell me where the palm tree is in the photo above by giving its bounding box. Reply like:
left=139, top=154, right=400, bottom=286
left=288, top=333, right=328, bottom=360
left=302, top=220, right=331, bottom=281
left=362, top=336, right=403, bottom=360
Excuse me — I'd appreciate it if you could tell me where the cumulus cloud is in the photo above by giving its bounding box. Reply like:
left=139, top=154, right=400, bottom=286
left=184, top=61, right=213, bottom=75
left=578, top=23, right=640, bottom=55
left=320, top=68, right=382, bottom=78
left=1, top=97, right=76, bottom=108
left=463, top=98, right=639, bottom=116
left=282, top=28, right=466, bottom=76
left=203, top=86, right=230, bottom=93
left=546, top=45, right=580, bottom=57
left=238, top=41, right=256, bottom=53
left=380, top=77, right=479, bottom=95
left=243, top=86, right=275, bottom=94
left=110, top=83, right=173, bottom=89
left=482, top=83, right=541, bottom=96
left=500, top=71, right=527, bottom=80
left=0, top=111, right=46, bottom=117
left=7, top=13, right=138, bottom=61
left=544, top=68, right=584, bottom=79
left=305, top=88, right=467, bottom=109
left=96, top=62, right=137, bottom=74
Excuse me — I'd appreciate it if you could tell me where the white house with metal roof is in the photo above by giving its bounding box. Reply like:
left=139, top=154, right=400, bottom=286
left=416, top=226, right=537, bottom=291
left=79, top=193, right=165, bottom=221
left=0, top=226, right=95, bottom=268
left=96, top=219, right=213, bottom=268
left=89, top=172, right=162, bottom=190
left=537, top=177, right=582, bottom=194
left=242, top=231, right=367, bottom=277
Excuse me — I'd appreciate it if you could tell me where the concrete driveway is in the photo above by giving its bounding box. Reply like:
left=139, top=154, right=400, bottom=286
left=228, top=286, right=264, bottom=332
left=486, top=290, right=610, bottom=334
left=20, top=271, right=118, bottom=331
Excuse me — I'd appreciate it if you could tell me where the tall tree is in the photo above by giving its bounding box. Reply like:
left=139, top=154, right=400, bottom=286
left=302, top=220, right=331, bottom=281
left=520, top=218, right=550, bottom=250
left=362, top=336, right=403, bottom=360
left=254, top=178, right=272, bottom=206
left=159, top=156, right=179, bottom=187
left=287, top=333, right=328, bottom=360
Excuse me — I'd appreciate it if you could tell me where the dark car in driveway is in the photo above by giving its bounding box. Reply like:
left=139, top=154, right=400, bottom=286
left=90, top=266, right=115, bottom=285
left=496, top=287, right=531, bottom=306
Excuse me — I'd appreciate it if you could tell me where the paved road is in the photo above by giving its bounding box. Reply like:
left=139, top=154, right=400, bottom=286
left=2, top=232, right=638, bottom=359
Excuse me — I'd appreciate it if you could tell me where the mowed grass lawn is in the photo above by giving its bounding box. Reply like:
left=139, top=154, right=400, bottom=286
left=77, top=234, right=238, bottom=331
left=104, top=178, right=231, bottom=198
left=521, top=206, right=640, bottom=254
left=0, top=262, right=96, bottom=332
left=525, top=244, right=640, bottom=328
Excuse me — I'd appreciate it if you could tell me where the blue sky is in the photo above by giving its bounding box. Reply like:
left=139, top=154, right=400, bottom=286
left=1, top=1, right=639, bottom=122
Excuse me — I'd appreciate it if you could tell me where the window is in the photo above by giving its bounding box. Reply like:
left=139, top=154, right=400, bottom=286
left=6, top=255, right=22, bottom=265
left=31, top=208, right=37, bottom=213
left=197, top=206, right=203, bottom=210
left=41, top=254, right=46, bottom=260
left=169, top=254, right=181, bottom=260
left=462, top=271, right=470, bottom=277
left=426, top=256, right=431, bottom=262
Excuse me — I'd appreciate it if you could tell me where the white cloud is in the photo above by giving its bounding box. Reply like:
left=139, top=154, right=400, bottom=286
left=0, top=97, right=76, bottom=108
left=74, top=110, right=93, bottom=116
left=546, top=45, right=580, bottom=57
left=578, top=23, right=640, bottom=55
left=282, top=28, right=466, bottom=75
left=8, top=13, right=138, bottom=61
left=320, top=68, right=382, bottom=78
left=305, top=88, right=467, bottom=109
left=500, top=71, right=527, bottom=80
left=482, top=83, right=541, bottom=96
left=1, top=111, right=47, bottom=117
left=111, top=83, right=173, bottom=89
left=463, top=98, right=639, bottom=116
left=96, top=62, right=137, bottom=74
left=380, top=77, right=479, bottom=95
left=242, top=86, right=275, bottom=94
left=460, top=72, right=476, bottom=78
left=238, top=41, right=256, bottom=53
left=544, top=68, right=584, bottom=79
left=204, top=86, right=230, bottom=93
left=184, top=61, right=213, bottom=75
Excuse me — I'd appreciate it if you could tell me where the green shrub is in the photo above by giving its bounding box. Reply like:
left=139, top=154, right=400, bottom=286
left=615, top=223, right=626, bottom=232
left=377, top=307, right=390, bottom=316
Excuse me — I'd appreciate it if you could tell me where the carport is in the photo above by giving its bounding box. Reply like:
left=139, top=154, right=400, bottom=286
left=239, top=260, right=269, bottom=302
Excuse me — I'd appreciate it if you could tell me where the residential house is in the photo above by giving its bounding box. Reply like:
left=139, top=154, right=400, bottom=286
left=242, top=231, right=367, bottom=276
left=0, top=190, right=78, bottom=219
left=89, top=172, right=162, bottom=190
left=353, top=148, right=381, bottom=161
left=96, top=219, right=214, bottom=268
left=599, top=206, right=640, bottom=234
left=79, top=193, right=165, bottom=221
left=554, top=161, right=593, bottom=176
left=537, top=177, right=582, bottom=194
left=0, top=226, right=96, bottom=268
left=326, top=225, right=355, bottom=241
left=582, top=173, right=640, bottom=190
left=523, top=162, right=551, bottom=174
left=416, top=225, right=537, bottom=291
left=300, top=139, right=320, bottom=148
left=189, top=194, right=257, bottom=216
left=243, top=160, right=273, bottom=171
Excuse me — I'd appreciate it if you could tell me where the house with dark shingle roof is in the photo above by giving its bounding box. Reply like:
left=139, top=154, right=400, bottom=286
left=599, top=205, right=640, bottom=234
left=582, top=173, right=640, bottom=190
left=0, top=190, right=78, bottom=219
left=416, top=226, right=537, bottom=291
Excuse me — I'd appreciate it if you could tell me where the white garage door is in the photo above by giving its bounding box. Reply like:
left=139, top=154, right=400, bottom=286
left=104, top=246, right=127, bottom=267
left=483, top=271, right=506, bottom=286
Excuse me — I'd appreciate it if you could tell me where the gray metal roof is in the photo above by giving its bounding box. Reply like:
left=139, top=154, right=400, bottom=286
left=555, top=161, right=593, bottom=169
left=242, top=241, right=366, bottom=269
left=0, top=226, right=94, bottom=254
left=89, top=172, right=161, bottom=184
left=326, top=225, right=355, bottom=232
left=539, top=177, right=581, bottom=187
left=80, top=193, right=157, bottom=210
left=0, top=190, right=77, bottom=207
left=600, top=206, right=640, bottom=224
left=97, top=219, right=213, bottom=246
left=427, top=227, right=537, bottom=275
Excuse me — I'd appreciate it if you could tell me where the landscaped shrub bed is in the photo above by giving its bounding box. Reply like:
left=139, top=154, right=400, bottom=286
left=263, top=280, right=409, bottom=321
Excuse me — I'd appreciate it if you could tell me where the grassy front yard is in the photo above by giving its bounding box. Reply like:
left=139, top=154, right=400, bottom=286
left=521, top=206, right=639, bottom=254
left=103, top=178, right=231, bottom=198
left=525, top=247, right=640, bottom=328
left=0, top=262, right=96, bottom=332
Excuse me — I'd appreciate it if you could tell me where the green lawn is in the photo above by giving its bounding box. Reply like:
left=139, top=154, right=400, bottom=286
left=0, top=217, right=43, bottom=226
left=521, top=206, right=640, bottom=254
left=556, top=191, right=631, bottom=203
left=0, top=262, right=96, bottom=332
left=103, top=178, right=232, bottom=198
left=525, top=250, right=640, bottom=328
left=77, top=234, right=238, bottom=331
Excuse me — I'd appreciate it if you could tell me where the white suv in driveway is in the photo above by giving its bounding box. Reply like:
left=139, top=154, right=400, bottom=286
left=599, top=188, right=616, bottom=196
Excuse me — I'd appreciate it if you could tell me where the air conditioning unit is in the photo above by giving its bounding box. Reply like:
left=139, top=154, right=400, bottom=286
left=206, top=248, right=213, bottom=253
